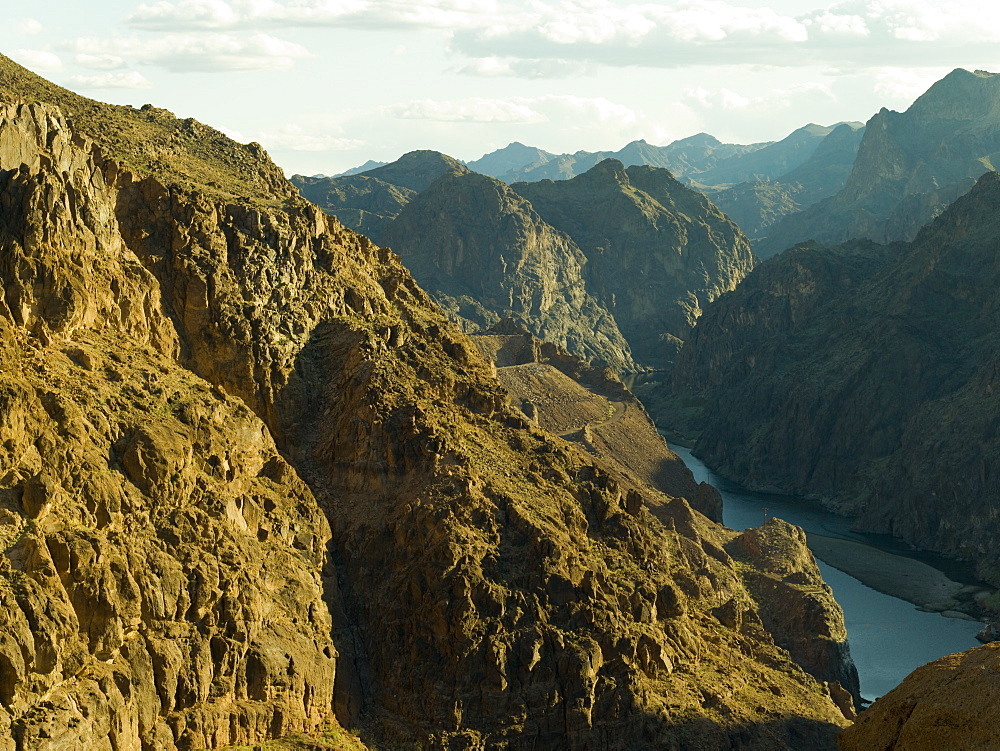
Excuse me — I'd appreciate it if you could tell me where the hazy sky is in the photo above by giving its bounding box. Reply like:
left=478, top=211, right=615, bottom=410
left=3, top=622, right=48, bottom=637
left=3, top=0, right=999, bottom=176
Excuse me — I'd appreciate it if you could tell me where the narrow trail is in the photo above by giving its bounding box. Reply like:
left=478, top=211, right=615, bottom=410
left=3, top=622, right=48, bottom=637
left=559, top=399, right=627, bottom=437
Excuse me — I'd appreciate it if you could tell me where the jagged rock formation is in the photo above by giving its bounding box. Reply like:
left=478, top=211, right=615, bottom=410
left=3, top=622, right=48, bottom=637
left=0, top=54, right=855, bottom=749
left=757, top=69, right=1000, bottom=258
left=514, top=160, right=756, bottom=368
left=838, top=643, right=1000, bottom=750
left=727, top=520, right=860, bottom=713
left=663, top=169, right=1000, bottom=585
left=380, top=169, right=636, bottom=372
left=295, top=153, right=754, bottom=373
left=713, top=123, right=865, bottom=241
left=472, top=321, right=861, bottom=710
left=0, top=99, right=337, bottom=750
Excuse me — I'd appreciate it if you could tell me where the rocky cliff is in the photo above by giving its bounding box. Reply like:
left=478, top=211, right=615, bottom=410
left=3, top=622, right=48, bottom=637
left=838, top=642, right=1000, bottom=750
left=0, top=54, right=854, bottom=749
left=756, top=69, right=1000, bottom=258
left=295, top=153, right=755, bottom=373
left=471, top=320, right=722, bottom=523
left=664, top=169, right=1000, bottom=586
left=0, top=98, right=337, bottom=750
left=514, top=160, right=756, bottom=368
left=380, top=169, right=636, bottom=372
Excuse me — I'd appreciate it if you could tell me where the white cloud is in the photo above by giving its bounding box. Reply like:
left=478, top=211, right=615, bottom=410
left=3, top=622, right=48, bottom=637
left=68, top=72, right=155, bottom=89
left=685, top=81, right=834, bottom=113
left=9, top=49, right=63, bottom=73
left=389, top=97, right=545, bottom=124
left=114, top=0, right=1000, bottom=79
left=387, top=94, right=637, bottom=127
left=453, top=0, right=1000, bottom=73
left=74, top=53, right=127, bottom=70
left=458, top=56, right=586, bottom=78
left=802, top=11, right=869, bottom=38
left=70, top=33, right=310, bottom=73
left=128, top=0, right=497, bottom=31
left=258, top=124, right=365, bottom=151
left=16, top=18, right=44, bottom=35
left=685, top=86, right=756, bottom=110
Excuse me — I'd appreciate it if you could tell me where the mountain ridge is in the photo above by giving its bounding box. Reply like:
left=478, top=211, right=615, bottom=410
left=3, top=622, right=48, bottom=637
left=0, top=53, right=853, bottom=749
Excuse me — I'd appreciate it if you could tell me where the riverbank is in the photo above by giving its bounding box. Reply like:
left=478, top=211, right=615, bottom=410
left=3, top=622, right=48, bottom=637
left=806, top=534, right=988, bottom=618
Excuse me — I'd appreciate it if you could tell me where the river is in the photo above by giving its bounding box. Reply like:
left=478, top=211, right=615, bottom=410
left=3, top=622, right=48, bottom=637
left=670, top=444, right=984, bottom=701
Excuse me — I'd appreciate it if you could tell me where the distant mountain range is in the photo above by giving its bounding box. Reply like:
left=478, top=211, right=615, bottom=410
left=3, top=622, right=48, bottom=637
left=327, top=119, right=865, bottom=253
left=293, top=152, right=754, bottom=371
left=755, top=68, right=1000, bottom=257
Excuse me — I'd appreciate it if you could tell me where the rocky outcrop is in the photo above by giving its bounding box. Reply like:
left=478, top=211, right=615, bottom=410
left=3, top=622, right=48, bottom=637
left=838, top=643, right=1000, bottom=750
left=664, top=169, right=1000, bottom=585
left=0, top=100, right=337, bottom=750
left=381, top=169, right=636, bottom=372
left=472, top=320, right=722, bottom=522
left=757, top=68, right=1000, bottom=258
left=0, top=55, right=856, bottom=749
left=514, top=160, right=756, bottom=368
left=728, top=520, right=860, bottom=711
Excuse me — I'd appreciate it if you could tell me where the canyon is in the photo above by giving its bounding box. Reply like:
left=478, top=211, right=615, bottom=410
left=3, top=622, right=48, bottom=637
left=0, top=54, right=856, bottom=749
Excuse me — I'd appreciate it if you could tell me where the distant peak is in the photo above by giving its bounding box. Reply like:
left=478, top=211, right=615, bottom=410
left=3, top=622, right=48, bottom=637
left=905, top=68, right=1000, bottom=120
left=577, top=158, right=629, bottom=184
left=676, top=132, right=722, bottom=147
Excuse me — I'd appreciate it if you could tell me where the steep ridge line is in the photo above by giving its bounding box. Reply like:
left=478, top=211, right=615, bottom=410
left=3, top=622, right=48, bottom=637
left=0, top=59, right=857, bottom=749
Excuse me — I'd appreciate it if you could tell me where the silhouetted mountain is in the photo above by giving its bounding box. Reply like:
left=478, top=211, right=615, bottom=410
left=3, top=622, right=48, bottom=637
left=514, top=160, right=755, bottom=368
left=713, top=123, right=865, bottom=240
left=334, top=158, right=388, bottom=176
left=466, top=141, right=556, bottom=178
left=666, top=170, right=1000, bottom=585
left=756, top=69, right=1000, bottom=257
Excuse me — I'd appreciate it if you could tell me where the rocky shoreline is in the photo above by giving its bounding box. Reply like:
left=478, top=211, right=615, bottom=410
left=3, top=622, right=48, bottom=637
left=806, top=534, right=991, bottom=620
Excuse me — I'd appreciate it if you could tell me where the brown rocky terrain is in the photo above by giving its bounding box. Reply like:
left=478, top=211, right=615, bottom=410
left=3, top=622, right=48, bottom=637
left=472, top=320, right=722, bottom=522
left=662, top=168, right=1000, bottom=589
left=838, top=643, right=1000, bottom=750
left=0, top=54, right=856, bottom=749
left=474, top=323, right=861, bottom=706
left=0, top=99, right=337, bottom=749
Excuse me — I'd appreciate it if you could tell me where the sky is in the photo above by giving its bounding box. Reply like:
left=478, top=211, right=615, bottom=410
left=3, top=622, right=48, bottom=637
left=3, top=0, right=1000, bottom=176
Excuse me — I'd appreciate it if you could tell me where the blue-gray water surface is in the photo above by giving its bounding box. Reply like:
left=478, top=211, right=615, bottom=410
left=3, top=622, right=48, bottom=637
left=670, top=445, right=982, bottom=701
